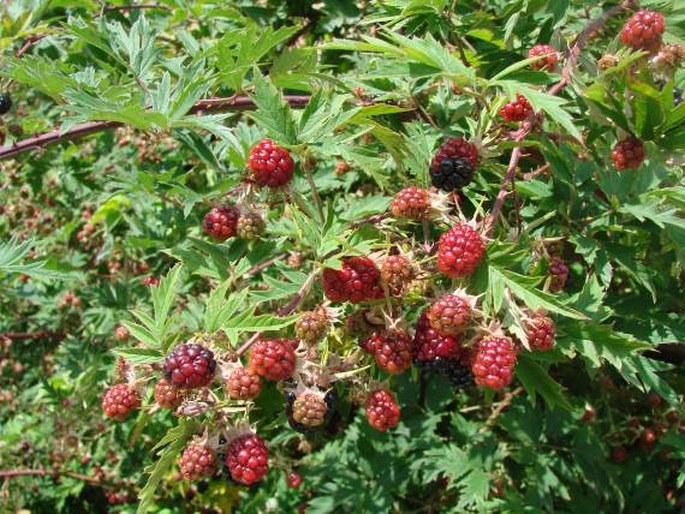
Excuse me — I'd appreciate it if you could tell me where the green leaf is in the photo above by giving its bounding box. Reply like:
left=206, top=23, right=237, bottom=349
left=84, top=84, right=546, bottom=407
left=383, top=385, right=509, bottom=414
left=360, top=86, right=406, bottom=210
left=151, top=265, right=184, bottom=335
left=204, top=283, right=249, bottom=333
left=249, top=71, right=297, bottom=144
left=112, top=347, right=164, bottom=365
left=495, top=80, right=582, bottom=141
left=488, top=266, right=588, bottom=320
left=563, top=322, right=652, bottom=370
left=516, top=355, right=572, bottom=410
left=138, top=422, right=196, bottom=514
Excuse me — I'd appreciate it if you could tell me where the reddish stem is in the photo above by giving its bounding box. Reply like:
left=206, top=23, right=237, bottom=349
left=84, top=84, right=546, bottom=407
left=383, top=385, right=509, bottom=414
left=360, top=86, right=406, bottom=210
left=0, top=96, right=311, bottom=161
left=0, top=469, right=117, bottom=489
left=485, top=0, right=636, bottom=236
left=0, top=330, right=63, bottom=340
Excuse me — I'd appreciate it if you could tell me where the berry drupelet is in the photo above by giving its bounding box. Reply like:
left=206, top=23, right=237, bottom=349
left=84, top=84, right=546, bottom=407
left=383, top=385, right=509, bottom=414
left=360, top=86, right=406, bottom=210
left=437, top=223, right=486, bottom=279
left=202, top=206, right=240, bottom=241
left=163, top=343, right=217, bottom=389
left=248, top=139, right=295, bottom=188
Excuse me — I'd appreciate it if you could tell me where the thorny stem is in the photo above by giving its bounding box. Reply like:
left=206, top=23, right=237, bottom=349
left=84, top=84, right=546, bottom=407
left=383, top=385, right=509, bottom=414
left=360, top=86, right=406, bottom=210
left=484, top=0, right=636, bottom=237
left=302, top=156, right=325, bottom=222
left=0, top=96, right=311, bottom=161
left=478, top=387, right=524, bottom=433
left=0, top=330, right=63, bottom=341
left=421, top=219, right=433, bottom=253
left=0, top=469, right=121, bottom=489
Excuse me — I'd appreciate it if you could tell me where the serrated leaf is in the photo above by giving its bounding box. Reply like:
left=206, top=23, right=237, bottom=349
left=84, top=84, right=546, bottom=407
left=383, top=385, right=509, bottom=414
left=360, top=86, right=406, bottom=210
left=489, top=266, right=588, bottom=319
left=564, top=322, right=652, bottom=370
left=204, top=284, right=249, bottom=333
left=495, top=80, right=582, bottom=141
left=516, top=355, right=572, bottom=410
left=138, top=422, right=196, bottom=514
left=112, top=347, right=164, bottom=365
left=249, top=72, right=297, bottom=144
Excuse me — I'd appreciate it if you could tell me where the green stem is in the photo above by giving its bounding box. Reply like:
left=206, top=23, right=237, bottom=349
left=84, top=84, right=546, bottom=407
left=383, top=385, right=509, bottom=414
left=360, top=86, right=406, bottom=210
left=303, top=162, right=324, bottom=222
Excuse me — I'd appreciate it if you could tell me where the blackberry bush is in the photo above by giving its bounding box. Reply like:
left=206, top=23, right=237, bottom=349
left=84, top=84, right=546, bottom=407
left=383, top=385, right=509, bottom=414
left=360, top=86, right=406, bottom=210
left=1, top=1, right=683, bottom=513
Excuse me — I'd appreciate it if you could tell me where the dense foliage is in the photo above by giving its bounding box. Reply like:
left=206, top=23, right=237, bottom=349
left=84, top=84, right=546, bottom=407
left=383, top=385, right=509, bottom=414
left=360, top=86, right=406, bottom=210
left=1, top=1, right=684, bottom=513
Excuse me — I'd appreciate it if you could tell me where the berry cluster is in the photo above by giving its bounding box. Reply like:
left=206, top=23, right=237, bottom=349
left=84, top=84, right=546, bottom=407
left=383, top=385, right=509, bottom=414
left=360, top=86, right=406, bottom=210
left=361, top=330, right=414, bottom=375
left=365, top=389, right=400, bottom=431
left=528, top=45, right=559, bottom=71
left=429, top=137, right=479, bottom=191
left=285, top=389, right=336, bottom=433
left=391, top=187, right=431, bottom=220
left=621, top=10, right=665, bottom=53
left=611, top=137, right=645, bottom=171
left=249, top=339, right=297, bottom=381
left=437, top=223, right=486, bottom=278
left=499, top=94, right=533, bottom=123
left=101, top=384, right=140, bottom=420
left=202, top=205, right=265, bottom=241
left=322, top=256, right=384, bottom=303
left=225, top=433, right=269, bottom=485
left=248, top=139, right=295, bottom=188
left=471, top=335, right=517, bottom=390
left=163, top=343, right=217, bottom=389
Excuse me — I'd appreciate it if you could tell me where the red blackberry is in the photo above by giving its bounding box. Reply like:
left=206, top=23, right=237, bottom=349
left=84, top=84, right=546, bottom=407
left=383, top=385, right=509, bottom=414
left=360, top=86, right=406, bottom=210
left=236, top=210, right=265, bottom=240
left=611, top=137, right=645, bottom=171
left=361, top=330, right=413, bottom=375
left=142, top=276, right=160, bottom=287
left=291, top=392, right=328, bottom=428
left=365, top=389, right=400, bottom=431
left=528, top=45, right=559, bottom=71
left=225, top=433, right=269, bottom=485
left=621, top=10, right=665, bottom=53
left=202, top=206, right=239, bottom=241
left=640, top=428, right=657, bottom=452
left=498, top=94, right=533, bottom=122
left=163, top=343, right=217, bottom=389
left=287, top=471, right=303, bottom=489
left=114, top=325, right=129, bottom=342
left=226, top=367, right=262, bottom=400
left=611, top=446, right=628, bottom=464
left=430, top=157, right=475, bottom=192
left=471, top=335, right=517, bottom=390
left=294, top=309, right=330, bottom=345
left=102, top=384, right=140, bottom=420
left=437, top=223, right=486, bottom=279
left=322, top=256, right=384, bottom=303
left=391, top=187, right=430, bottom=220
left=380, top=255, right=415, bottom=295
left=548, top=257, right=569, bottom=292
left=431, top=137, right=480, bottom=172
left=249, top=339, right=297, bottom=381
left=179, top=442, right=217, bottom=480
left=427, top=293, right=473, bottom=336
left=524, top=312, right=555, bottom=351
left=153, top=378, right=184, bottom=409
left=248, top=139, right=295, bottom=188
left=413, top=310, right=462, bottom=364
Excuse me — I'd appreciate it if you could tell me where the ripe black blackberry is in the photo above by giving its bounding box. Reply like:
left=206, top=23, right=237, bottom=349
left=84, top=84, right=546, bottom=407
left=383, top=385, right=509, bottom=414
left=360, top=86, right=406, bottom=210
left=0, top=93, right=12, bottom=115
left=430, top=157, right=475, bottom=192
left=441, top=360, right=474, bottom=388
